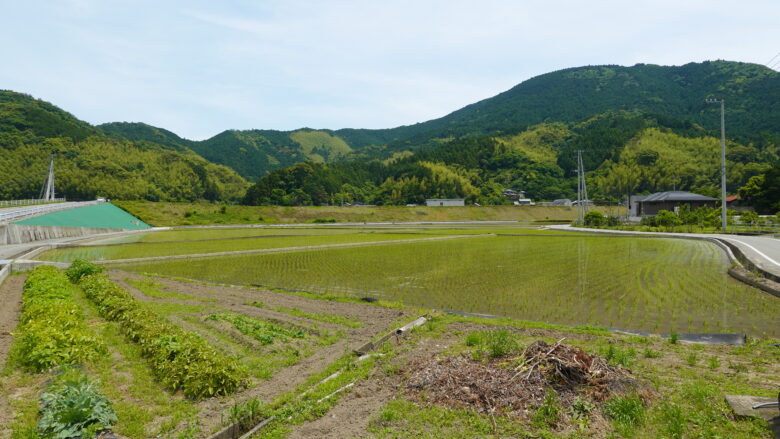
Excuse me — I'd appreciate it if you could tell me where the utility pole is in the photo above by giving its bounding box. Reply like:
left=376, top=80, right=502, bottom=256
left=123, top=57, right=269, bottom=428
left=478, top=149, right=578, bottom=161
left=705, top=98, right=727, bottom=233
left=576, top=150, right=588, bottom=224
left=580, top=152, right=589, bottom=215
left=39, top=155, right=55, bottom=201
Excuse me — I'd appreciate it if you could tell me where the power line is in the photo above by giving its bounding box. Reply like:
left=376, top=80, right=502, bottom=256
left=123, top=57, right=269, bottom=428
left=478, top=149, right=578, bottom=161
left=765, top=51, right=780, bottom=67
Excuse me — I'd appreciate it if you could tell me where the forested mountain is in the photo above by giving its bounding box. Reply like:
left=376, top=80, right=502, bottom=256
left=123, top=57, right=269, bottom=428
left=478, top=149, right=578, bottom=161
left=98, top=124, right=405, bottom=181
left=0, top=91, right=248, bottom=201
left=5, top=60, right=780, bottom=205
left=242, top=111, right=778, bottom=206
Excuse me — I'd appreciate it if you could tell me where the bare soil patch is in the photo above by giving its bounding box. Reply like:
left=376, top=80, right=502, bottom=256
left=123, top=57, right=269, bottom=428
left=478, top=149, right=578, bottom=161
left=0, top=275, right=25, bottom=368
left=286, top=322, right=467, bottom=439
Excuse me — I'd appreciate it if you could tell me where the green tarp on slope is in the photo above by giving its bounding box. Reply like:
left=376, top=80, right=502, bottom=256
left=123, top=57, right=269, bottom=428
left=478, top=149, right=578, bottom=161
left=14, top=203, right=151, bottom=230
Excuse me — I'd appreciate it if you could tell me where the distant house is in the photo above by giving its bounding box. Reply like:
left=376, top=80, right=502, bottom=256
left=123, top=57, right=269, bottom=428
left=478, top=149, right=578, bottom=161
left=502, top=189, right=525, bottom=200
left=630, top=191, right=718, bottom=217
left=537, top=198, right=573, bottom=207
left=572, top=200, right=595, bottom=207
left=425, top=198, right=465, bottom=207
left=726, top=195, right=753, bottom=212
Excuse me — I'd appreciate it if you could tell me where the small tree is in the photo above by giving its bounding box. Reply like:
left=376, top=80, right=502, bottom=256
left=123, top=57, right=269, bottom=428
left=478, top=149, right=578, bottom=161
left=584, top=211, right=606, bottom=227
left=739, top=210, right=759, bottom=225
left=656, top=210, right=682, bottom=227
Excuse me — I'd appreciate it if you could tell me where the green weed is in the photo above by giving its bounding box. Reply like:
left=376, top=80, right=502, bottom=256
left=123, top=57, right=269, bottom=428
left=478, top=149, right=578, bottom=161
left=38, top=372, right=117, bottom=439
left=642, top=348, right=661, bottom=358
left=603, top=395, right=645, bottom=437
left=270, top=306, right=363, bottom=328
left=655, top=402, right=685, bottom=439
left=531, top=388, right=561, bottom=429
left=602, top=344, right=637, bottom=367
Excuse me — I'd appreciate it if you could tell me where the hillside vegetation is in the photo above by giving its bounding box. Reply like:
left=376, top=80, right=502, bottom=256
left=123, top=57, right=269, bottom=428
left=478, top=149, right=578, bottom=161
left=4, top=61, right=780, bottom=205
left=0, top=91, right=248, bottom=201
left=100, top=61, right=780, bottom=183
left=242, top=113, right=777, bottom=206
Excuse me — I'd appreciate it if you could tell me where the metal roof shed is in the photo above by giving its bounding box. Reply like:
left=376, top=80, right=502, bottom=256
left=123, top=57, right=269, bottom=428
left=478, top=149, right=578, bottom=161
left=636, top=191, right=718, bottom=216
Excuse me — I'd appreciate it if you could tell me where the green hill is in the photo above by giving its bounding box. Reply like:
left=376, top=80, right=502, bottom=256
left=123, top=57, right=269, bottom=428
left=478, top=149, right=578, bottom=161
left=0, top=91, right=248, bottom=202
left=101, top=61, right=780, bottom=182
left=98, top=122, right=193, bottom=152
left=243, top=111, right=778, bottom=206
left=6, top=60, right=780, bottom=205
left=396, top=61, right=780, bottom=143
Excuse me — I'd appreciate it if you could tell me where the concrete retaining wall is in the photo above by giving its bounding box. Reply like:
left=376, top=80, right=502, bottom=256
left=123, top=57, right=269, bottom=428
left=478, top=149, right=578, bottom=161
left=0, top=263, right=10, bottom=287
left=10, top=260, right=70, bottom=273
left=718, top=239, right=780, bottom=284
left=0, top=224, right=125, bottom=245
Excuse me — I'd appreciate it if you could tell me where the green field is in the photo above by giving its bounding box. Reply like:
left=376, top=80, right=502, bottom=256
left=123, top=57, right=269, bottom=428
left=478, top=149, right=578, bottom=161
left=106, top=230, right=780, bottom=338
left=38, top=231, right=448, bottom=262
left=114, top=200, right=623, bottom=227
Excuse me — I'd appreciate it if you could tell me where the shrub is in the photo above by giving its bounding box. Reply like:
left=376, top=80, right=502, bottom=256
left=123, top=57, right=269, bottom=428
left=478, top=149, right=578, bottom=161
left=65, top=259, right=105, bottom=283
left=16, top=266, right=105, bottom=371
left=78, top=274, right=247, bottom=398
left=584, top=211, right=605, bottom=227
left=605, top=215, right=621, bottom=226
left=656, top=210, right=682, bottom=227
left=739, top=210, right=759, bottom=225
left=312, top=218, right=337, bottom=223
left=640, top=216, right=658, bottom=227
left=38, top=373, right=117, bottom=439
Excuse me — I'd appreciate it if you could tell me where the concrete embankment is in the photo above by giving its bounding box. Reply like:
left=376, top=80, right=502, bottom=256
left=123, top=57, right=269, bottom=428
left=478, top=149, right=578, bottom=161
left=0, top=224, right=127, bottom=245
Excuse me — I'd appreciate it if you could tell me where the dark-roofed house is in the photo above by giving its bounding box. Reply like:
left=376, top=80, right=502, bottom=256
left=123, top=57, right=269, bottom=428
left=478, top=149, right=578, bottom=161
left=632, top=191, right=718, bottom=216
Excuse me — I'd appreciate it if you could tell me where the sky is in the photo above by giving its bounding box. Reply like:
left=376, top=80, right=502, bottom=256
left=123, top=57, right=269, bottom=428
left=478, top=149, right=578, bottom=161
left=2, top=0, right=779, bottom=140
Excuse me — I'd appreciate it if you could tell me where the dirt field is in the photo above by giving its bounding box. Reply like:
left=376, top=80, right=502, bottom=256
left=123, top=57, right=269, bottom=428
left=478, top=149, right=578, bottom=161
left=285, top=322, right=605, bottom=438
left=0, top=275, right=25, bottom=367
left=108, top=270, right=414, bottom=434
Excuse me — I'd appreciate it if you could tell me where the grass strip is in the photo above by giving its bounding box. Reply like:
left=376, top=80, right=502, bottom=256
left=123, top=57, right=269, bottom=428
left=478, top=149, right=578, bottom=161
left=247, top=301, right=363, bottom=328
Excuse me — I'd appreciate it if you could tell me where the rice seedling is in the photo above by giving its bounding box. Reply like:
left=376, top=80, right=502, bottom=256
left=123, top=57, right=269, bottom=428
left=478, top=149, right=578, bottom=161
left=111, top=234, right=780, bottom=338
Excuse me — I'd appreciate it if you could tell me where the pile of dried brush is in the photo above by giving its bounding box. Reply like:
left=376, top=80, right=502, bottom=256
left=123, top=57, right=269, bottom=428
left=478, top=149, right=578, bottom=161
left=406, top=339, right=639, bottom=418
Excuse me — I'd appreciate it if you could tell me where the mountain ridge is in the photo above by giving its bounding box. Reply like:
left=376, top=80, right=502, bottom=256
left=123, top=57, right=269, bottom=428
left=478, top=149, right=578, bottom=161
left=99, top=60, right=780, bottom=181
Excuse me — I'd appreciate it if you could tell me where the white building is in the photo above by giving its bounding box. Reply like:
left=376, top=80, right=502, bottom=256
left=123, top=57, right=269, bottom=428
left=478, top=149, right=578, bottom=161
left=425, top=198, right=465, bottom=207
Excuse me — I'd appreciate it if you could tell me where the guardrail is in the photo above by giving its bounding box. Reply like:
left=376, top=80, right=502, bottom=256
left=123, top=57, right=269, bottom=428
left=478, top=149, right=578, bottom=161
left=0, top=198, right=66, bottom=207
left=727, top=224, right=780, bottom=235
left=0, top=201, right=101, bottom=224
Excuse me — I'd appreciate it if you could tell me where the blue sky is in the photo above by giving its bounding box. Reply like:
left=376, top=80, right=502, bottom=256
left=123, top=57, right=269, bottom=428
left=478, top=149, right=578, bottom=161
left=2, top=0, right=778, bottom=140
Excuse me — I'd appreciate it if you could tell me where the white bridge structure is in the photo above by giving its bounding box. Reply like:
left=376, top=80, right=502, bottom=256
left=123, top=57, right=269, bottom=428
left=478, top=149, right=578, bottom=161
left=0, top=201, right=102, bottom=225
